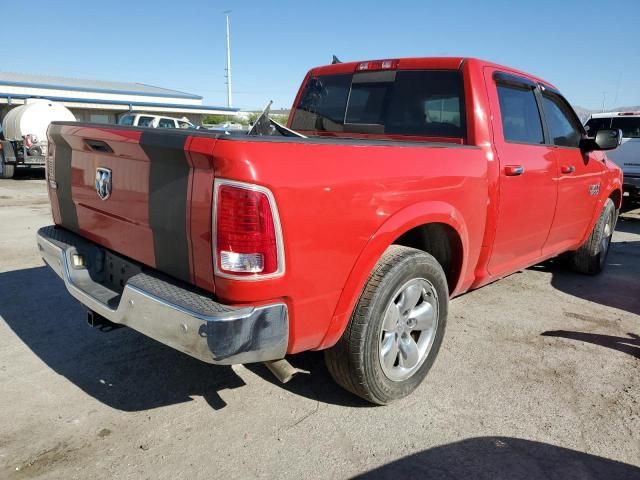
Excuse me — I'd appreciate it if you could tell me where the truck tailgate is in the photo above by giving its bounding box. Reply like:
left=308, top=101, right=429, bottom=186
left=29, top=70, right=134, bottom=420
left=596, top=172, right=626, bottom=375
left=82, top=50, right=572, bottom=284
left=46, top=124, right=216, bottom=285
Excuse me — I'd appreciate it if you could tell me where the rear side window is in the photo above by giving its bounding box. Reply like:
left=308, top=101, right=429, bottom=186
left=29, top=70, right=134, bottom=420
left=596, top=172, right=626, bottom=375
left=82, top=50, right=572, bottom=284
left=496, top=84, right=544, bottom=144
left=541, top=94, right=582, bottom=148
left=294, top=74, right=352, bottom=130
left=119, top=115, right=134, bottom=126
left=138, top=116, right=154, bottom=127
left=157, top=118, right=175, bottom=128
left=291, top=70, right=465, bottom=138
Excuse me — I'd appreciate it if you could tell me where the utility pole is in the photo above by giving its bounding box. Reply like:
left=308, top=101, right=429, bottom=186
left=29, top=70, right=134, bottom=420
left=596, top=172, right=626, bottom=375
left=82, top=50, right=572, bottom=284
left=224, top=11, right=233, bottom=108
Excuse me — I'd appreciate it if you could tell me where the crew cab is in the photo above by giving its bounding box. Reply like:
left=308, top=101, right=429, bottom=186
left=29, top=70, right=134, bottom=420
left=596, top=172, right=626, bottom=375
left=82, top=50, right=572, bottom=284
left=37, top=57, right=622, bottom=404
left=585, top=111, right=640, bottom=201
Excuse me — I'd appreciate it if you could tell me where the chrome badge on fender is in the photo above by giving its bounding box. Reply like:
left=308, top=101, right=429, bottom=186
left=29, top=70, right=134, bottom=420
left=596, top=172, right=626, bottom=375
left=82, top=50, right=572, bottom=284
left=588, top=183, right=600, bottom=196
left=95, top=167, right=112, bottom=201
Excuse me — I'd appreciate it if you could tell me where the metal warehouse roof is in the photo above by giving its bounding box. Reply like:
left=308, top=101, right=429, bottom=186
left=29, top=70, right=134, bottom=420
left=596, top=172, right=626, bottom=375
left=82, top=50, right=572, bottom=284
left=0, top=92, right=239, bottom=114
left=0, top=71, right=202, bottom=100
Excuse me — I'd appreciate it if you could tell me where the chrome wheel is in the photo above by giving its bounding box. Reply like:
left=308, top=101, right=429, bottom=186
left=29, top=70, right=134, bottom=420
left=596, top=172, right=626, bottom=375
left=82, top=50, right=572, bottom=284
left=378, top=278, right=439, bottom=382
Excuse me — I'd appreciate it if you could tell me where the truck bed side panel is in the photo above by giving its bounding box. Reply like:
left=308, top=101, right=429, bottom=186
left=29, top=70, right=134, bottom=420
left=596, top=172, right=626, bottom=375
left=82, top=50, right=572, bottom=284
left=210, top=137, right=489, bottom=352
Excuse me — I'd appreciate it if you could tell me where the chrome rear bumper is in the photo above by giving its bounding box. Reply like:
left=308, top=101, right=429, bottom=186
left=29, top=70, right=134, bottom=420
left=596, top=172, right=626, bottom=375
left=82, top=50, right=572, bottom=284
left=36, top=226, right=288, bottom=365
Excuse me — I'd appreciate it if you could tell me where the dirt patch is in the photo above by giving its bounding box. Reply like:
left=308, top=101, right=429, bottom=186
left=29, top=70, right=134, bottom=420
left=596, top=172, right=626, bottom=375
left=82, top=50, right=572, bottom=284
left=9, top=441, right=86, bottom=479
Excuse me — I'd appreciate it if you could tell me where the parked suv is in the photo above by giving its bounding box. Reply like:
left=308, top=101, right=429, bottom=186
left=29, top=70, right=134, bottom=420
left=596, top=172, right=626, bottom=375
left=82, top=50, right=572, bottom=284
left=585, top=112, right=640, bottom=201
left=118, top=113, right=197, bottom=129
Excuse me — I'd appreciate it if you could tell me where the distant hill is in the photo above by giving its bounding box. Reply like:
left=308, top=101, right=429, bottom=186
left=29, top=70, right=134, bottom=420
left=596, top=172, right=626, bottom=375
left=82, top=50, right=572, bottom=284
left=573, top=105, right=640, bottom=123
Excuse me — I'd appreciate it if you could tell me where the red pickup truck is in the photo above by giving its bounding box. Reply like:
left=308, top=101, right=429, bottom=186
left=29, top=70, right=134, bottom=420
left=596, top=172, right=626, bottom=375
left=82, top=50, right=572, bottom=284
left=37, top=57, right=623, bottom=404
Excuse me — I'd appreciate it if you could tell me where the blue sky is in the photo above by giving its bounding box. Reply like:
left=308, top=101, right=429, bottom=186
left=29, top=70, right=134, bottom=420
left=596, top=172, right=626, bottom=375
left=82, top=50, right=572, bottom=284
left=2, top=0, right=638, bottom=110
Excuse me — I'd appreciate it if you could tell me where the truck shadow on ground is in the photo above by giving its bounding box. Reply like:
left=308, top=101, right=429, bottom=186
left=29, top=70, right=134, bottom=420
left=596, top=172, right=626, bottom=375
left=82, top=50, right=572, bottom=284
left=532, top=214, right=640, bottom=360
left=0, top=266, right=365, bottom=410
left=10, top=167, right=45, bottom=180
left=529, top=216, right=640, bottom=317
left=541, top=330, right=640, bottom=359
left=245, top=353, right=371, bottom=408
left=353, top=436, right=640, bottom=479
left=0, top=266, right=247, bottom=411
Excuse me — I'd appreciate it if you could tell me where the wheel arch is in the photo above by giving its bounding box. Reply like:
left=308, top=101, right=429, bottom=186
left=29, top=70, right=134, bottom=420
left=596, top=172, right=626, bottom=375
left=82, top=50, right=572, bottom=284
left=609, top=188, right=622, bottom=209
left=577, top=174, right=623, bottom=248
left=317, top=201, right=469, bottom=350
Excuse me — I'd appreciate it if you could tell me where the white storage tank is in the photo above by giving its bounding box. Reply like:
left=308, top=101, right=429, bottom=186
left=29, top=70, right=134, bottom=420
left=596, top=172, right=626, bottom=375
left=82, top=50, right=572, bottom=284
left=2, top=99, right=75, bottom=141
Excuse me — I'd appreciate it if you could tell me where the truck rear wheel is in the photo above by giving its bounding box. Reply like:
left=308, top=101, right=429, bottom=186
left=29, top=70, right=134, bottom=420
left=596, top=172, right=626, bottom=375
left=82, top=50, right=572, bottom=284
left=324, top=245, right=448, bottom=405
left=0, top=152, right=15, bottom=179
left=569, top=198, right=617, bottom=275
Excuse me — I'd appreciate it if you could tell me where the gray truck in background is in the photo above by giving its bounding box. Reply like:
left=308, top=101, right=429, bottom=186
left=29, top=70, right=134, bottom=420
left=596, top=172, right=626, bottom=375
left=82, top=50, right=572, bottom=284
left=585, top=111, right=640, bottom=203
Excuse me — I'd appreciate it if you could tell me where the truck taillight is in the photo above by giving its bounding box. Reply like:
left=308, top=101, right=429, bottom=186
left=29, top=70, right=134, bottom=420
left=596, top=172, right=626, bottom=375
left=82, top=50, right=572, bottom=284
left=214, top=180, right=284, bottom=279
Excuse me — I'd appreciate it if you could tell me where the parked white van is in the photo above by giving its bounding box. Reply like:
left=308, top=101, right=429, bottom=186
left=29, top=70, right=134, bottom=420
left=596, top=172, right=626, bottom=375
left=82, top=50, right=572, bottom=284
left=585, top=112, right=640, bottom=201
left=118, top=113, right=198, bottom=129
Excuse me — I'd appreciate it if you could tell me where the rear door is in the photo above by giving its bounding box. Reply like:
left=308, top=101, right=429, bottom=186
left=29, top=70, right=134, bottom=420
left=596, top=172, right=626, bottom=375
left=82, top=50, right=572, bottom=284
left=484, top=69, right=558, bottom=276
left=539, top=89, right=606, bottom=254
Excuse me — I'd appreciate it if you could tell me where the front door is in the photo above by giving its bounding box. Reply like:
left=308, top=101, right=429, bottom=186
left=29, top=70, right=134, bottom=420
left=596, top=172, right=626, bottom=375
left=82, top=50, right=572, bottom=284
left=484, top=69, right=558, bottom=277
left=539, top=89, right=606, bottom=254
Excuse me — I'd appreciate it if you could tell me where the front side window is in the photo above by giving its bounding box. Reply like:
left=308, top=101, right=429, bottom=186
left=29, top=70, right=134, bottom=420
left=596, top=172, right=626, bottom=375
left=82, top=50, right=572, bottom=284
left=157, top=118, right=175, bottom=129
left=541, top=94, right=582, bottom=147
left=496, top=84, right=544, bottom=144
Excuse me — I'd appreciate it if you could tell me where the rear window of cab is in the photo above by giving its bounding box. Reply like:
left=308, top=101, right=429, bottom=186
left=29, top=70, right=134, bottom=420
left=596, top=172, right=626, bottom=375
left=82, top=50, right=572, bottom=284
left=291, top=70, right=465, bottom=139
left=585, top=116, right=640, bottom=139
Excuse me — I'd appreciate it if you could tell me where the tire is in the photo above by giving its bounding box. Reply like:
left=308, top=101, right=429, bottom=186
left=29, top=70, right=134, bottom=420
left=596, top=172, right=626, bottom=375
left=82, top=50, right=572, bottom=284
left=0, top=152, right=15, bottom=179
left=569, top=198, right=618, bottom=275
left=324, top=245, right=448, bottom=405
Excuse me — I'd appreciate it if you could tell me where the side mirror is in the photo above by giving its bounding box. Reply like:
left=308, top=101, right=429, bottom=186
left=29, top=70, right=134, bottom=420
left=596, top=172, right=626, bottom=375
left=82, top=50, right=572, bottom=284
left=580, top=128, right=622, bottom=151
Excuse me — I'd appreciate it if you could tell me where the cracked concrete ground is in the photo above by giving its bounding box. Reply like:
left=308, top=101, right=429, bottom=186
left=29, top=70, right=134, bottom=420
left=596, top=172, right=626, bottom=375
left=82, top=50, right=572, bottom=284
left=1, top=173, right=638, bottom=479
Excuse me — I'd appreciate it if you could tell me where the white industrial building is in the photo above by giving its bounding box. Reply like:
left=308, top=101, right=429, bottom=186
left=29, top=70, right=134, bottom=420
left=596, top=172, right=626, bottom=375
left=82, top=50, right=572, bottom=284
left=0, top=72, right=238, bottom=125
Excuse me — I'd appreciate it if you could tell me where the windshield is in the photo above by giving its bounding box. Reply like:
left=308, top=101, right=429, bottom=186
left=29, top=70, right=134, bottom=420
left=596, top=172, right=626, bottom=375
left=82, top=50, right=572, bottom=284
left=291, top=70, right=465, bottom=139
left=585, top=116, right=640, bottom=138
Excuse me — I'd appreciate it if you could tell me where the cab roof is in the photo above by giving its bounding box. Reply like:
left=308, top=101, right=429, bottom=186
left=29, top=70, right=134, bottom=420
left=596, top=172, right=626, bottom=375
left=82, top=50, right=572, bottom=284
left=310, top=57, right=558, bottom=91
left=590, top=111, right=640, bottom=118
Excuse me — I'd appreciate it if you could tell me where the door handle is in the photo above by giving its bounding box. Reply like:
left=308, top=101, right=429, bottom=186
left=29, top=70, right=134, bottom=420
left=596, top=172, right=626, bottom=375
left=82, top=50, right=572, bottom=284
left=561, top=165, right=575, bottom=174
left=505, top=165, right=524, bottom=176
